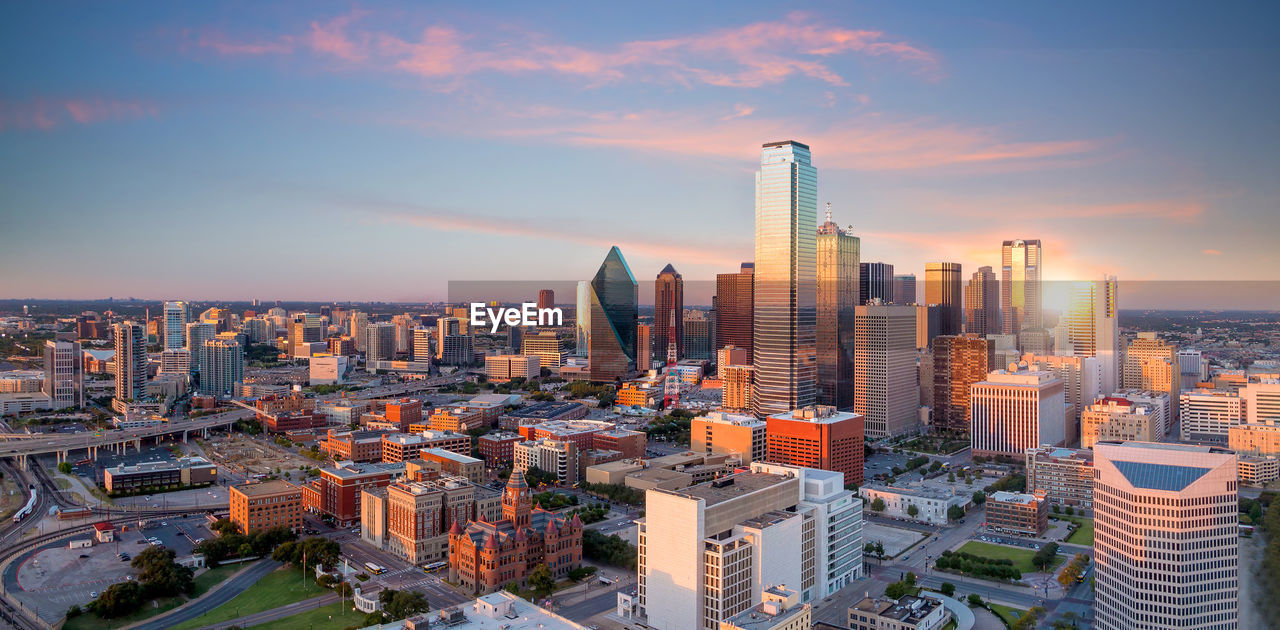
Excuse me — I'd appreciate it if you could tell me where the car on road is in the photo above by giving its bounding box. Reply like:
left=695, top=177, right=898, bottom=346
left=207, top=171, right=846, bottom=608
left=90, top=591, right=96, bottom=598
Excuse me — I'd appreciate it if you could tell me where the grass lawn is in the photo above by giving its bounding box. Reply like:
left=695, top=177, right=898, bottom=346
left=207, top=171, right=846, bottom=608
left=250, top=601, right=359, bottom=630
left=172, top=568, right=325, bottom=630
left=988, top=603, right=1027, bottom=627
left=65, top=596, right=186, bottom=630
left=193, top=563, right=242, bottom=595
left=1062, top=517, right=1095, bottom=546
left=957, top=541, right=1063, bottom=573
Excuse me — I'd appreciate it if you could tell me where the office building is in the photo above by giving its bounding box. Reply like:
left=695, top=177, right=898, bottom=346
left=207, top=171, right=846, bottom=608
left=485, top=355, right=539, bottom=383
left=1020, top=353, right=1101, bottom=447
left=970, top=366, right=1065, bottom=457
left=721, top=586, right=811, bottom=630
left=848, top=594, right=949, bottom=630
left=376, top=478, right=502, bottom=565
left=1064, top=277, right=1120, bottom=394
left=985, top=491, right=1048, bottom=536
left=854, top=303, right=918, bottom=439
left=716, top=263, right=755, bottom=361
left=1092, top=442, right=1237, bottom=630
left=348, top=311, right=369, bottom=351
left=1180, top=389, right=1245, bottom=442
left=722, top=364, right=754, bottom=413
left=1239, top=455, right=1279, bottom=486
left=931, top=335, right=994, bottom=435
left=42, top=338, right=83, bottom=409
left=635, top=323, right=652, bottom=372
left=1122, top=333, right=1180, bottom=413
left=416, top=449, right=485, bottom=485
left=310, top=355, right=349, bottom=385
left=1081, top=396, right=1162, bottom=449
left=475, top=431, right=522, bottom=466
left=289, top=314, right=323, bottom=358
left=816, top=209, right=858, bottom=409
left=448, top=470, right=583, bottom=594
left=892, top=274, right=916, bottom=306
left=437, top=317, right=474, bottom=365
left=753, top=141, right=817, bottom=418
left=856, top=483, right=966, bottom=525
left=574, top=280, right=591, bottom=357
left=1025, top=446, right=1094, bottom=509
left=321, top=429, right=388, bottom=462
left=536, top=289, right=555, bottom=311
left=229, top=480, right=302, bottom=534
left=522, top=331, right=565, bottom=369
left=924, top=262, right=962, bottom=336
left=382, top=432, right=470, bottom=462
left=964, top=266, right=999, bottom=336
left=198, top=337, right=243, bottom=396
left=103, top=456, right=217, bottom=493
left=588, top=246, right=638, bottom=382
left=302, top=461, right=397, bottom=527
left=158, top=348, right=191, bottom=377
left=411, top=326, right=432, bottom=362
left=514, top=438, right=579, bottom=483
left=655, top=264, right=684, bottom=359
left=638, top=462, right=862, bottom=630
left=684, top=314, right=712, bottom=360
left=765, top=405, right=864, bottom=485
left=113, top=321, right=147, bottom=409
left=1243, top=380, right=1280, bottom=424
left=364, top=321, right=397, bottom=370
left=718, top=345, right=749, bottom=377
left=163, top=301, right=188, bottom=350
left=693, top=412, right=767, bottom=464
left=858, top=262, right=894, bottom=306
left=1000, top=239, right=1042, bottom=335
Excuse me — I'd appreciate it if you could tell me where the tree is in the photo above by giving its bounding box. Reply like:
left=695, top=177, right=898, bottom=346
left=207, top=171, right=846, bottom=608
left=947, top=505, right=965, bottom=521
left=972, top=491, right=986, bottom=505
left=1032, top=542, right=1059, bottom=571
left=967, top=593, right=983, bottom=607
left=940, top=582, right=956, bottom=597
left=381, top=589, right=430, bottom=619
left=58, top=461, right=73, bottom=474
left=907, top=504, right=919, bottom=518
left=874, top=541, right=884, bottom=559
left=210, top=518, right=239, bottom=536
left=1064, top=506, right=1075, bottom=516
left=528, top=563, right=556, bottom=595
left=884, top=580, right=910, bottom=600
left=905, top=572, right=916, bottom=586
left=89, top=581, right=145, bottom=618
left=871, top=497, right=886, bottom=512
left=132, top=546, right=194, bottom=597
left=947, top=472, right=955, bottom=482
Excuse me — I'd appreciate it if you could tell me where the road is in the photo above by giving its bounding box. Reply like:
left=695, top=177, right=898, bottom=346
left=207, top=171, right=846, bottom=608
left=0, top=409, right=252, bottom=458
left=191, top=592, right=340, bottom=630
left=130, top=559, right=281, bottom=630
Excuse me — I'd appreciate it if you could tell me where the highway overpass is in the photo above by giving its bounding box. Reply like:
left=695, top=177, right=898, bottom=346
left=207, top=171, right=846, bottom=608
left=0, top=408, right=253, bottom=467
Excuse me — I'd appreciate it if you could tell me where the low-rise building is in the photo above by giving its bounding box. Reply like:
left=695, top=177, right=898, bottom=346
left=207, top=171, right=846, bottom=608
left=617, top=381, right=660, bottom=408
left=230, top=480, right=302, bottom=535
left=499, top=401, right=587, bottom=429
left=719, top=585, right=810, bottom=630
left=103, top=457, right=217, bottom=493
left=402, top=590, right=589, bottom=629
left=320, top=429, right=390, bottom=462
left=429, top=405, right=488, bottom=432
left=415, top=449, right=486, bottom=485
left=1025, top=446, right=1094, bottom=510
left=1239, top=455, right=1279, bottom=487
left=1080, top=396, right=1161, bottom=449
left=848, top=594, right=950, bottom=630
left=477, top=431, right=524, bottom=466
left=486, top=355, right=540, bottom=383
left=985, top=490, right=1048, bottom=536
left=382, top=430, right=470, bottom=462
left=857, top=484, right=968, bottom=525
left=693, top=412, right=767, bottom=464
left=1230, top=422, right=1280, bottom=456
left=584, top=459, right=644, bottom=485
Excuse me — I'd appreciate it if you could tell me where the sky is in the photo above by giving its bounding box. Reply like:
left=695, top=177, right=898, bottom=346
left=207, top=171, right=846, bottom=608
left=2, top=1, right=1278, bottom=305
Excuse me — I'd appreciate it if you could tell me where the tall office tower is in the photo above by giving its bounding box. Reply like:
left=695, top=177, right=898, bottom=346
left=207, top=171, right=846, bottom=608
left=858, top=262, right=894, bottom=306
left=289, top=314, right=322, bottom=358
left=816, top=207, right=859, bottom=409
left=163, top=301, right=188, bottom=350
left=722, top=364, right=754, bottom=412
left=765, top=405, right=865, bottom=485
left=931, top=335, right=995, bottom=435
left=964, top=266, right=1000, bottom=336
left=853, top=304, right=918, bottom=439
left=654, top=264, right=684, bottom=359
left=970, top=366, right=1066, bottom=457
left=242, top=317, right=271, bottom=344
left=1021, top=353, right=1101, bottom=446
left=198, top=338, right=244, bottom=396
left=892, top=274, right=916, bottom=305
left=588, top=246, right=638, bottom=382
left=185, top=321, right=215, bottom=375
left=411, top=326, right=432, bottom=361
left=507, top=325, right=523, bottom=354
left=752, top=141, right=817, bottom=419
left=1064, top=277, right=1120, bottom=394
left=635, top=324, right=652, bottom=372
left=348, top=311, right=369, bottom=351
left=638, top=462, right=862, bottom=630
left=364, top=322, right=396, bottom=370
left=1001, top=239, right=1042, bottom=334
left=924, top=262, right=963, bottom=336
left=436, top=317, right=474, bottom=366
left=537, top=289, right=555, bottom=311
left=575, top=280, right=591, bottom=357
left=1177, top=349, right=1206, bottom=390
left=915, top=304, right=940, bottom=350
left=717, top=345, right=749, bottom=377
left=683, top=313, right=711, bottom=360
left=715, top=263, right=754, bottom=359
left=1092, top=442, right=1238, bottom=630
left=1122, top=333, right=1180, bottom=415
left=43, top=339, right=83, bottom=408
left=391, top=314, right=414, bottom=354
left=522, top=331, right=565, bottom=369
left=113, top=322, right=147, bottom=407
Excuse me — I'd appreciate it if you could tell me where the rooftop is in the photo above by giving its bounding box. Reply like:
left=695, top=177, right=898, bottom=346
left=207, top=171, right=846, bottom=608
left=661, top=471, right=793, bottom=507
left=233, top=480, right=299, bottom=497
left=989, top=491, right=1040, bottom=505
left=766, top=405, right=861, bottom=424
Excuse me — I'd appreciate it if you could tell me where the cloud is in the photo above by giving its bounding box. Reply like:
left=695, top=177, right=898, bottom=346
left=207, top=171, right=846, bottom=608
left=720, top=104, right=755, bottom=121
left=1202, top=248, right=1222, bottom=255
left=0, top=97, right=157, bottom=132
left=191, top=11, right=937, bottom=88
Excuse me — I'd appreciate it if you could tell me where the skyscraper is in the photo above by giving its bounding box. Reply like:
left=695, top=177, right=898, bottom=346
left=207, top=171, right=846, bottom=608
left=683, top=313, right=711, bottom=360
left=411, top=326, right=432, bottom=361
left=348, top=311, right=369, bottom=352
left=964, top=266, right=999, bottom=336
left=198, top=338, right=243, bottom=396
left=892, top=274, right=916, bottom=305
left=1092, top=442, right=1238, bottom=630
left=970, top=366, right=1066, bottom=457
left=537, top=289, right=555, bottom=311
left=924, top=262, right=962, bottom=337
left=289, top=313, right=322, bottom=358
left=365, top=322, right=396, bottom=369
left=1064, top=276, right=1120, bottom=394
left=1001, top=239, right=1042, bottom=334
left=588, top=246, right=637, bottom=382
left=575, top=280, right=591, bottom=357
left=931, top=335, right=995, bottom=435
left=185, top=321, right=215, bottom=376
left=816, top=206, right=859, bottom=409
left=714, top=263, right=754, bottom=360
left=853, top=304, right=918, bottom=439
left=654, top=264, right=684, bottom=359
left=436, top=317, right=473, bottom=365
left=113, top=321, right=147, bottom=409
left=43, top=338, right=83, bottom=408
left=752, top=140, right=817, bottom=418
left=635, top=323, right=652, bottom=372
left=163, top=300, right=188, bottom=350
left=858, top=262, right=894, bottom=306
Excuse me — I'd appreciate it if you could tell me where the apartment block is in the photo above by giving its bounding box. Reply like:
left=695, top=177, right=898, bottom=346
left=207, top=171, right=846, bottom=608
left=1081, top=396, right=1161, bottom=449
left=985, top=491, right=1048, bottom=536
left=1179, top=389, right=1245, bottom=442
left=721, top=364, right=754, bottom=412
left=477, top=431, right=525, bottom=465
left=1025, top=446, right=1094, bottom=509
left=693, top=411, right=767, bottom=464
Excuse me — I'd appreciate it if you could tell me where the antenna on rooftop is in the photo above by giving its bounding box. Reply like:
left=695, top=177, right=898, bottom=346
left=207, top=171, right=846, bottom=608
left=825, top=202, right=832, bottom=224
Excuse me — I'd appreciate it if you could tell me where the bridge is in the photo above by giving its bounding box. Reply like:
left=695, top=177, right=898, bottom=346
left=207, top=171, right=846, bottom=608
left=0, top=407, right=253, bottom=468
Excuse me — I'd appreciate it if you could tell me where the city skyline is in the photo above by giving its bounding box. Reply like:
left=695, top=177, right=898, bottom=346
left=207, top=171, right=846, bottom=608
left=3, top=2, right=1280, bottom=302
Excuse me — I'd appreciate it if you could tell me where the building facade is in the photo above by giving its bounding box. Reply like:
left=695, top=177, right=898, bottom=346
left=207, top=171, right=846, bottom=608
left=765, top=406, right=864, bottom=485
left=970, top=367, right=1065, bottom=457
left=1000, top=239, right=1042, bottom=335
left=854, top=304, right=918, bottom=439
left=816, top=209, right=858, bottom=409
left=230, top=480, right=302, bottom=534
left=588, top=247, right=638, bottom=382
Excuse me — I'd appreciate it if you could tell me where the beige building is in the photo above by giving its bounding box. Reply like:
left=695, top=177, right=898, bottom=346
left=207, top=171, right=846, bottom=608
left=1243, top=380, right=1280, bottom=424
left=969, top=366, right=1065, bottom=457
left=721, top=364, right=754, bottom=412
left=1239, top=455, right=1279, bottom=487
left=380, top=478, right=501, bottom=565
left=717, top=345, right=749, bottom=378
left=720, top=586, right=810, bottom=630
left=514, top=438, right=578, bottom=483
left=1020, top=353, right=1101, bottom=445
left=485, top=355, right=540, bottom=383
left=522, top=331, right=565, bottom=369
left=585, top=459, right=643, bottom=485
left=1093, top=442, right=1237, bottom=630
left=848, top=594, right=950, bottom=630
left=1081, top=396, right=1160, bottom=449
left=1025, top=446, right=1094, bottom=509
left=1121, top=333, right=1180, bottom=415
left=693, top=411, right=767, bottom=463
left=1179, top=388, right=1245, bottom=442
left=854, top=303, right=919, bottom=439
left=1230, top=422, right=1280, bottom=455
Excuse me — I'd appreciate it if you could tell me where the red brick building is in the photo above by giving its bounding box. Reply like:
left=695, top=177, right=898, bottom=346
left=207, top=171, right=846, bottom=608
left=765, top=406, right=865, bottom=486
left=382, top=431, right=470, bottom=463
left=448, top=470, right=583, bottom=594
left=477, top=432, right=525, bottom=466
left=592, top=429, right=647, bottom=459
left=384, top=399, right=424, bottom=431
left=302, top=462, right=396, bottom=526
left=320, top=429, right=388, bottom=462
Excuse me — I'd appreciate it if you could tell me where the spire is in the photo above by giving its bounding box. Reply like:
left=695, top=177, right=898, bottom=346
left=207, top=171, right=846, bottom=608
left=449, top=519, right=463, bottom=535
left=484, top=533, right=499, bottom=550
left=825, top=201, right=832, bottom=224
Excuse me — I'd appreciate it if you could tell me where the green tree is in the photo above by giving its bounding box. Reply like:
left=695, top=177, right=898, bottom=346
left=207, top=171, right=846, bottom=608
left=131, top=546, right=194, bottom=597
left=940, top=582, right=956, bottom=597
left=907, top=504, right=919, bottom=518
left=871, top=497, right=886, bottom=512
left=972, top=491, right=986, bottom=505
left=58, top=461, right=73, bottom=474
left=89, top=581, right=145, bottom=618
left=947, top=505, right=965, bottom=521
left=947, top=472, right=955, bottom=482
left=380, top=589, right=430, bottom=619
left=905, top=572, right=916, bottom=586
left=967, top=593, right=983, bottom=607
left=884, top=580, right=910, bottom=600
left=528, top=563, right=556, bottom=595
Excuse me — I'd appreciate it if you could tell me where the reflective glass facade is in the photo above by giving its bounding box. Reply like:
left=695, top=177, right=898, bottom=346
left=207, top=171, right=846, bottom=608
left=817, top=219, right=858, bottom=409
left=589, top=246, right=637, bottom=382
left=1001, top=239, right=1042, bottom=334
left=752, top=141, right=817, bottom=418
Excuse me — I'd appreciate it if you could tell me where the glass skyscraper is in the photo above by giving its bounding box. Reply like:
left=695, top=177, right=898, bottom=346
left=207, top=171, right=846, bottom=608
left=752, top=140, right=817, bottom=418
left=1001, top=238, right=1042, bottom=334
left=817, top=208, right=858, bottom=409
left=588, top=246, right=637, bottom=382
left=575, top=280, right=591, bottom=356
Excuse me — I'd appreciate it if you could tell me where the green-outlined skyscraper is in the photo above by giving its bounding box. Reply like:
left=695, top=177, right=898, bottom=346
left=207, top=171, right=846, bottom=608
left=588, top=246, right=638, bottom=382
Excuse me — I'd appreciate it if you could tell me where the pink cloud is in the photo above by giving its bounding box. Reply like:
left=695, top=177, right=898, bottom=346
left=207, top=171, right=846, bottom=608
left=306, top=12, right=368, bottom=61
left=0, top=98, right=157, bottom=132
left=196, top=31, right=294, bottom=56
left=1202, top=249, right=1222, bottom=255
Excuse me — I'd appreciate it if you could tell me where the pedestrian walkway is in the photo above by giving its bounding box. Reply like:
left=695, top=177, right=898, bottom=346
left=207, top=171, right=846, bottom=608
left=919, top=590, right=975, bottom=630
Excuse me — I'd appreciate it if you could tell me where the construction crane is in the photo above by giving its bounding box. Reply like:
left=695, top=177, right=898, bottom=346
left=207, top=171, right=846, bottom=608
left=663, top=308, right=680, bottom=410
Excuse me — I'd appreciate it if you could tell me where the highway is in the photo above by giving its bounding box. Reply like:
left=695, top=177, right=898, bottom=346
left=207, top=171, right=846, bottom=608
left=0, top=408, right=252, bottom=459
left=129, top=559, right=282, bottom=630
